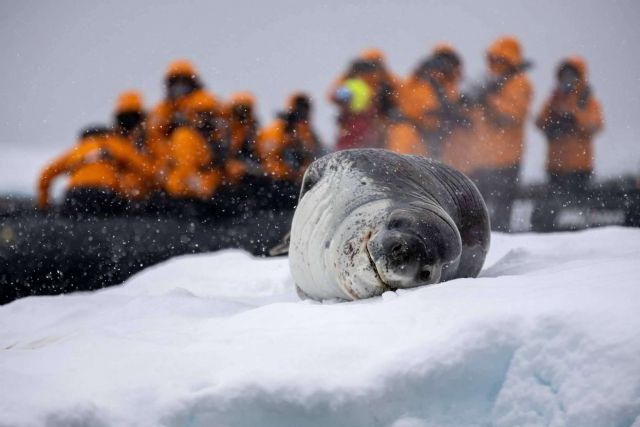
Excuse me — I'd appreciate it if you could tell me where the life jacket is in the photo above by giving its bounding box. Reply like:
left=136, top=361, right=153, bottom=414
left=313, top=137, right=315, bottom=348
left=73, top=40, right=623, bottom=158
left=256, top=119, right=320, bottom=182
left=164, top=126, right=223, bottom=200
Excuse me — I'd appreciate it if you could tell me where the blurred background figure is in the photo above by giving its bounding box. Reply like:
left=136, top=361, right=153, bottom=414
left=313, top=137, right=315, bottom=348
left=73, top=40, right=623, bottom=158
left=148, top=60, right=212, bottom=137
left=257, top=92, right=323, bottom=208
left=217, top=91, right=266, bottom=213
left=225, top=92, right=261, bottom=187
left=332, top=63, right=377, bottom=150
left=146, top=60, right=220, bottom=184
left=163, top=90, right=224, bottom=213
left=227, top=92, right=260, bottom=166
left=112, top=90, right=155, bottom=205
left=330, top=48, right=399, bottom=150
left=113, top=90, right=146, bottom=145
left=464, top=36, right=533, bottom=231
left=38, top=125, right=151, bottom=217
left=532, top=56, right=604, bottom=229
left=396, top=43, right=469, bottom=161
left=359, top=48, right=401, bottom=126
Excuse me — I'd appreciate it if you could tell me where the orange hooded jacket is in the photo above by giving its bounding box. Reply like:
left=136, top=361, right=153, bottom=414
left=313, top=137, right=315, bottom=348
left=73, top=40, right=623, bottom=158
left=470, top=36, right=533, bottom=170
left=399, top=75, right=456, bottom=135
left=224, top=92, right=261, bottom=185
left=256, top=120, right=319, bottom=181
left=38, top=129, right=152, bottom=208
left=113, top=90, right=158, bottom=200
left=398, top=43, right=470, bottom=168
left=536, top=57, right=603, bottom=173
left=164, top=127, right=222, bottom=199
left=147, top=61, right=221, bottom=182
left=164, top=92, right=223, bottom=199
left=256, top=95, right=321, bottom=182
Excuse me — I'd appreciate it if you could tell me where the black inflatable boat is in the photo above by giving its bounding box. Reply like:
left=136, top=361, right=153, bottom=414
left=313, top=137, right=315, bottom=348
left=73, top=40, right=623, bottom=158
left=0, top=198, right=293, bottom=304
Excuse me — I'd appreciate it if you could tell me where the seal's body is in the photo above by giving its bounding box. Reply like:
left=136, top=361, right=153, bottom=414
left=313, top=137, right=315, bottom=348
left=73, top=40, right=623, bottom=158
left=289, top=149, right=490, bottom=301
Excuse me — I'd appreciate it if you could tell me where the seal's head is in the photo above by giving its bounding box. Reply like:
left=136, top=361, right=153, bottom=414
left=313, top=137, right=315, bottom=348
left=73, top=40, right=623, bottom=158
left=366, top=207, right=462, bottom=289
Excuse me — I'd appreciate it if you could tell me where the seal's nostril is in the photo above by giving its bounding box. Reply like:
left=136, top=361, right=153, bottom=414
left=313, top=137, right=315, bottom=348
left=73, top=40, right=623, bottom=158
left=419, top=268, right=431, bottom=281
left=388, top=241, right=408, bottom=263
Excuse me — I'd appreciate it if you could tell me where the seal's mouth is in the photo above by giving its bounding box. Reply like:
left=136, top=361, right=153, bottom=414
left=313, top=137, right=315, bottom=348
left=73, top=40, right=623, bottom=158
left=365, top=233, right=394, bottom=292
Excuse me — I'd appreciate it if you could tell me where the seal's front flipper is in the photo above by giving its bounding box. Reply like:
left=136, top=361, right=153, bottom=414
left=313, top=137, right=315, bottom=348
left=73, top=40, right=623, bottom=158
left=295, top=283, right=313, bottom=300
left=268, top=231, right=291, bottom=256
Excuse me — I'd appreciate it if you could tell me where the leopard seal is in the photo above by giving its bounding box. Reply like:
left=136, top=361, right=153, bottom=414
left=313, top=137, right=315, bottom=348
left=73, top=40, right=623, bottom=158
left=288, top=149, right=490, bottom=301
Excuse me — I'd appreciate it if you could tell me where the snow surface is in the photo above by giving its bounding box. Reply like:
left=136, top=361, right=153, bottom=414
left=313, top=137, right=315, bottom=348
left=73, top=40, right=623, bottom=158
left=1, top=227, right=640, bottom=427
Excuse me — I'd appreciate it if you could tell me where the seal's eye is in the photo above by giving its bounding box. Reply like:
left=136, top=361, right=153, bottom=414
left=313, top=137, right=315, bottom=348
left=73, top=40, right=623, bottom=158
left=388, top=216, right=411, bottom=230
left=419, top=267, right=431, bottom=282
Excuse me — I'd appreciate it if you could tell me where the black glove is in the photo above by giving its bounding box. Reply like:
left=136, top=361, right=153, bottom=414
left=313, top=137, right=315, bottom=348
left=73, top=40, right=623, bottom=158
left=544, top=112, right=577, bottom=140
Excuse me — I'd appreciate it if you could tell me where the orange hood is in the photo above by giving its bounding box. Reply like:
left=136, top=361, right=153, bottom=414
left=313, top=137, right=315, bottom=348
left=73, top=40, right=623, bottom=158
left=115, top=90, right=144, bottom=114
left=487, top=36, right=522, bottom=66
left=360, top=47, right=386, bottom=63
left=432, top=42, right=456, bottom=57
left=431, top=41, right=462, bottom=80
left=229, top=91, right=255, bottom=107
left=185, top=91, right=217, bottom=115
left=166, top=59, right=198, bottom=79
left=558, top=56, right=588, bottom=81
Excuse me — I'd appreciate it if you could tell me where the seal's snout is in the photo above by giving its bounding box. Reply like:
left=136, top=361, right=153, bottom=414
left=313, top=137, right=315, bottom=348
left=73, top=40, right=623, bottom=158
left=367, top=230, right=425, bottom=289
left=384, top=237, right=411, bottom=265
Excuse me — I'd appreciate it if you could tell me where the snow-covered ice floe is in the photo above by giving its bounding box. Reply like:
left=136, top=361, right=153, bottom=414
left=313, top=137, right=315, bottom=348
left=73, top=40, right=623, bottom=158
left=1, top=227, right=639, bottom=427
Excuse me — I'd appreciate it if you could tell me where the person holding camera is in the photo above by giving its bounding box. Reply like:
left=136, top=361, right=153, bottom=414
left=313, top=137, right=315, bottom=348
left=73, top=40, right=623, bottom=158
left=532, top=56, right=604, bottom=230
left=466, top=36, right=533, bottom=231
left=536, top=56, right=604, bottom=195
left=256, top=93, right=323, bottom=208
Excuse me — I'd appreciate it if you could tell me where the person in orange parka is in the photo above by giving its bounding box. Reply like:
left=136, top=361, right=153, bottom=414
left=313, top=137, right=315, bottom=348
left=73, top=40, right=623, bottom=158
left=396, top=43, right=469, bottom=162
left=536, top=56, right=603, bottom=193
left=467, top=36, right=533, bottom=231
left=37, top=125, right=153, bottom=216
left=112, top=90, right=157, bottom=202
left=147, top=60, right=221, bottom=180
left=164, top=91, right=224, bottom=202
left=256, top=93, right=323, bottom=207
left=225, top=91, right=261, bottom=185
left=257, top=93, right=322, bottom=182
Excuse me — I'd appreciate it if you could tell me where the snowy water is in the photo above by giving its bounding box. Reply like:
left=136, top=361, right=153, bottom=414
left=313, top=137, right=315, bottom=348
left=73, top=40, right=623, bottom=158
left=1, top=227, right=639, bottom=426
